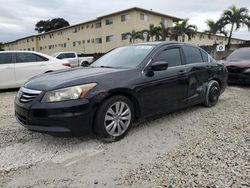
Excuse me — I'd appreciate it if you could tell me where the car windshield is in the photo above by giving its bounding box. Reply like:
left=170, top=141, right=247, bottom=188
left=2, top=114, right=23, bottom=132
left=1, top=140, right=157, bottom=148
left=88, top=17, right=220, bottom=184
left=227, top=48, right=250, bottom=61
left=91, top=45, right=154, bottom=69
left=51, top=52, right=60, bottom=58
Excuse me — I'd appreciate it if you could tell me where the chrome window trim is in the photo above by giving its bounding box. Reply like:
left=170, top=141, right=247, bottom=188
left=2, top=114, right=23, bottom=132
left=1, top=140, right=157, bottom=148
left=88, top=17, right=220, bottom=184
left=21, top=87, right=42, bottom=94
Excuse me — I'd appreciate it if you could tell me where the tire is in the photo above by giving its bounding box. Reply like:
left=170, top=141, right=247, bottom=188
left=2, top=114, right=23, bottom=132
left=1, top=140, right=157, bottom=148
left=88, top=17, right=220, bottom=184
left=204, top=80, right=221, bottom=107
left=94, top=95, right=134, bottom=142
left=81, top=61, right=89, bottom=67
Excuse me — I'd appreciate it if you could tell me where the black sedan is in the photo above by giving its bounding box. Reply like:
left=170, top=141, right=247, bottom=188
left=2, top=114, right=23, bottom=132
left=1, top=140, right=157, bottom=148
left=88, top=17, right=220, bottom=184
left=15, top=42, right=228, bottom=142
left=223, top=47, right=250, bottom=85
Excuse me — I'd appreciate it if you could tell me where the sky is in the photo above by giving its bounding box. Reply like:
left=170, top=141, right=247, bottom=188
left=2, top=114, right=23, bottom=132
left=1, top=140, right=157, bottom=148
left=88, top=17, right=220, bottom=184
left=0, top=0, right=249, bottom=42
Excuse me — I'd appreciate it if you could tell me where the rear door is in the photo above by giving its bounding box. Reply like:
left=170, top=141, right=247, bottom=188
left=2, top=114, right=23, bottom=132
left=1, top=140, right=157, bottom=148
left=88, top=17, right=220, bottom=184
left=0, top=53, right=16, bottom=89
left=14, top=52, right=50, bottom=87
left=181, top=45, right=210, bottom=104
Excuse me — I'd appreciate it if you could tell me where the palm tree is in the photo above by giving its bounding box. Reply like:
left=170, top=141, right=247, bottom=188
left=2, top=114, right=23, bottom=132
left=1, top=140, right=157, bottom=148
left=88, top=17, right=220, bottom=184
left=142, top=24, right=158, bottom=42
left=155, top=22, right=172, bottom=41
left=222, top=5, right=250, bottom=47
left=205, top=19, right=227, bottom=39
left=125, top=30, right=144, bottom=43
left=171, top=19, right=197, bottom=42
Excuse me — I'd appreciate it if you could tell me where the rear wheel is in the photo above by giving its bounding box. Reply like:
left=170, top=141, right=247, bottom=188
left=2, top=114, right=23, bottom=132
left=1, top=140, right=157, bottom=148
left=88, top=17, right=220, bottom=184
left=94, top=95, right=134, bottom=142
left=204, top=80, right=220, bottom=107
left=81, top=61, right=89, bottom=67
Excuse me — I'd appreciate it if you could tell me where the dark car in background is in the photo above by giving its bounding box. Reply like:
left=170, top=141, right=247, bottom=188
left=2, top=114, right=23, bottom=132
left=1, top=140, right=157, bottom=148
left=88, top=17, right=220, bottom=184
left=224, top=47, right=250, bottom=85
left=15, top=42, right=228, bottom=142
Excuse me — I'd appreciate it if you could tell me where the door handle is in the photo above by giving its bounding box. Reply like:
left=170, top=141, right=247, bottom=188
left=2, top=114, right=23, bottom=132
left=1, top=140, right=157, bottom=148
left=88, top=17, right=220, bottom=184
left=179, top=70, right=187, bottom=74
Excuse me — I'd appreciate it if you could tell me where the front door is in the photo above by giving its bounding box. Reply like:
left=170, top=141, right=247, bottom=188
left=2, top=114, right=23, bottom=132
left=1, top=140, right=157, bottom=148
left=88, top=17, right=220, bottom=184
left=138, top=46, right=189, bottom=117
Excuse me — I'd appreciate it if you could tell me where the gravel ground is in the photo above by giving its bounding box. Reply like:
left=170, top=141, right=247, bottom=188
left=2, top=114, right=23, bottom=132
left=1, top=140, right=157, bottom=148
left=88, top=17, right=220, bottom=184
left=0, top=86, right=249, bottom=187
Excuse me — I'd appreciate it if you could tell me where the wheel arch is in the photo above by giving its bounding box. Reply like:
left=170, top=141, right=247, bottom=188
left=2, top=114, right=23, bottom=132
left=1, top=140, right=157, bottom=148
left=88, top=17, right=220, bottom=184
left=93, top=88, right=141, bottom=121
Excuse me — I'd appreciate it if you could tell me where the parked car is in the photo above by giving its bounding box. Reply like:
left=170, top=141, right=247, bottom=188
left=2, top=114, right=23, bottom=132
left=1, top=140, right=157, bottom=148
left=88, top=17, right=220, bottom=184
left=0, top=51, right=70, bottom=89
left=223, top=47, right=250, bottom=85
left=15, top=42, right=228, bottom=142
left=52, top=52, right=93, bottom=67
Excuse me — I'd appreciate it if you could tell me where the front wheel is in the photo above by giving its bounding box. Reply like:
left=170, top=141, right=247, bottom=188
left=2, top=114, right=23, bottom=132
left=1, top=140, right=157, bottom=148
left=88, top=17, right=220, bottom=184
left=204, top=80, right=221, bottom=107
left=94, top=95, right=134, bottom=142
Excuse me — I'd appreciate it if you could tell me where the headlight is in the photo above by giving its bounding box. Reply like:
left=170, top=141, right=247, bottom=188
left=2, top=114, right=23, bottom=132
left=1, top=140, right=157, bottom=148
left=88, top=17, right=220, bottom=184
left=41, top=83, right=97, bottom=103
left=243, top=68, right=250, bottom=73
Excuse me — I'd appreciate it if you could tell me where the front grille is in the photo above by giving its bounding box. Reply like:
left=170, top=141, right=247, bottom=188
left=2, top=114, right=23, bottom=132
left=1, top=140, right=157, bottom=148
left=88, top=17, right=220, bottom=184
left=16, top=112, right=27, bottom=125
left=18, top=87, right=42, bottom=103
left=227, top=66, right=245, bottom=74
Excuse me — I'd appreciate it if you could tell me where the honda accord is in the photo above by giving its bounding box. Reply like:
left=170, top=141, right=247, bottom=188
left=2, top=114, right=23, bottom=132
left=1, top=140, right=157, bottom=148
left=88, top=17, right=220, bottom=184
left=15, top=42, right=228, bottom=142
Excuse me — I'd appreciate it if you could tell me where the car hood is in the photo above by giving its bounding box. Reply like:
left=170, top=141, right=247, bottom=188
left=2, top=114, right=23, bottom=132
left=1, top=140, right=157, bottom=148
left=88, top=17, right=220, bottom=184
left=24, top=67, right=125, bottom=91
left=224, top=60, right=250, bottom=68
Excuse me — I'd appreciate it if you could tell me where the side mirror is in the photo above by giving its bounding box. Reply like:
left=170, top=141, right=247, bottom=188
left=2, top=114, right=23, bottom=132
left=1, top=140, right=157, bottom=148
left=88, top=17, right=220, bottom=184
left=151, top=61, right=168, bottom=71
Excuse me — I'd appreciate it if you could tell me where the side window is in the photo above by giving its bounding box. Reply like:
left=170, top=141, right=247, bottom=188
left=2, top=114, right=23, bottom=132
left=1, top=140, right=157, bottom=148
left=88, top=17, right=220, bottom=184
left=182, top=45, right=203, bottom=64
left=16, top=53, right=37, bottom=63
left=155, top=48, right=182, bottom=67
left=65, top=53, right=76, bottom=58
left=200, top=50, right=209, bottom=62
left=0, top=53, right=12, bottom=64
left=35, top=54, right=49, bottom=62
left=57, top=54, right=66, bottom=59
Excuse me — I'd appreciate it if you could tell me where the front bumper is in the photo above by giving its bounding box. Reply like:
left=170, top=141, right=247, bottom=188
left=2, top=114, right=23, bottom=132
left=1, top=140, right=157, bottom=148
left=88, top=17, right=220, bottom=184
left=228, top=72, right=250, bottom=85
left=15, top=96, right=95, bottom=135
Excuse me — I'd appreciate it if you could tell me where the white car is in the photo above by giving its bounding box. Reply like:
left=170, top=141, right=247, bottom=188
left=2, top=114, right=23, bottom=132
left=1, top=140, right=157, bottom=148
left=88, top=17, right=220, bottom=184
left=52, top=52, right=93, bottom=67
left=0, top=51, right=70, bottom=89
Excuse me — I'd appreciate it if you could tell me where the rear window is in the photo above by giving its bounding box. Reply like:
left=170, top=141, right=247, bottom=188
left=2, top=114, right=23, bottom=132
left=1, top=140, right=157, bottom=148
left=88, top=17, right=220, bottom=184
left=0, top=53, right=12, bottom=64
left=16, top=53, right=48, bottom=63
left=227, top=48, right=250, bottom=61
left=182, top=45, right=203, bottom=64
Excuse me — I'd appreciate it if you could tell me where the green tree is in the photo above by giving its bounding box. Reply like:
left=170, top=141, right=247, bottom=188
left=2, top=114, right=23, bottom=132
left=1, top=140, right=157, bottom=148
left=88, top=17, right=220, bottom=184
left=171, top=19, right=197, bottom=42
left=125, top=30, right=144, bottom=43
left=156, top=22, right=172, bottom=41
left=222, top=5, right=250, bottom=47
left=142, top=24, right=158, bottom=42
left=0, top=42, right=4, bottom=51
left=35, top=18, right=70, bottom=33
left=205, top=19, right=227, bottom=38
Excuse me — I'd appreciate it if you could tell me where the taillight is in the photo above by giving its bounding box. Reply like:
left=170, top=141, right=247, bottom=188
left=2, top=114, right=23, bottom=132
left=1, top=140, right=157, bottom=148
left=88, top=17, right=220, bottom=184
left=63, top=63, right=71, bottom=68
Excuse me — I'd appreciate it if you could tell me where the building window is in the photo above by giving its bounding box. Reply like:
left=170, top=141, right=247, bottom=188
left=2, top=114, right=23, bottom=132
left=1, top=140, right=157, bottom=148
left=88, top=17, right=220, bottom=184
left=91, top=24, right=94, bottom=28
left=92, top=39, right=95, bottom=43
left=82, top=40, right=85, bottom=44
left=63, top=43, right=67, bottom=48
left=105, top=18, right=113, bottom=25
left=121, top=14, right=129, bottom=22
left=86, top=25, right=89, bottom=29
left=106, top=35, right=114, bottom=42
left=32, top=47, right=35, bottom=51
left=40, top=47, right=42, bottom=51
left=95, top=22, right=102, bottom=28
left=95, top=38, right=102, bottom=44
left=87, top=39, right=90, bottom=43
left=161, top=18, right=168, bottom=26
left=121, top=33, right=129, bottom=40
left=81, top=26, right=84, bottom=30
left=72, top=28, right=77, bottom=33
left=140, top=13, right=148, bottom=21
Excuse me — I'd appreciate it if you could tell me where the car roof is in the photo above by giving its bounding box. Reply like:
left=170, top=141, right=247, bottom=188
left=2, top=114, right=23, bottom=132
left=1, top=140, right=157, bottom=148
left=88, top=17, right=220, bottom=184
left=130, top=41, right=199, bottom=48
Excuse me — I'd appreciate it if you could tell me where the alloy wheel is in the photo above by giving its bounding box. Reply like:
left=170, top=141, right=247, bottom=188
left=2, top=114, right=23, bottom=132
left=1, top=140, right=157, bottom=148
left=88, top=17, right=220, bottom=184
left=104, top=101, right=131, bottom=137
